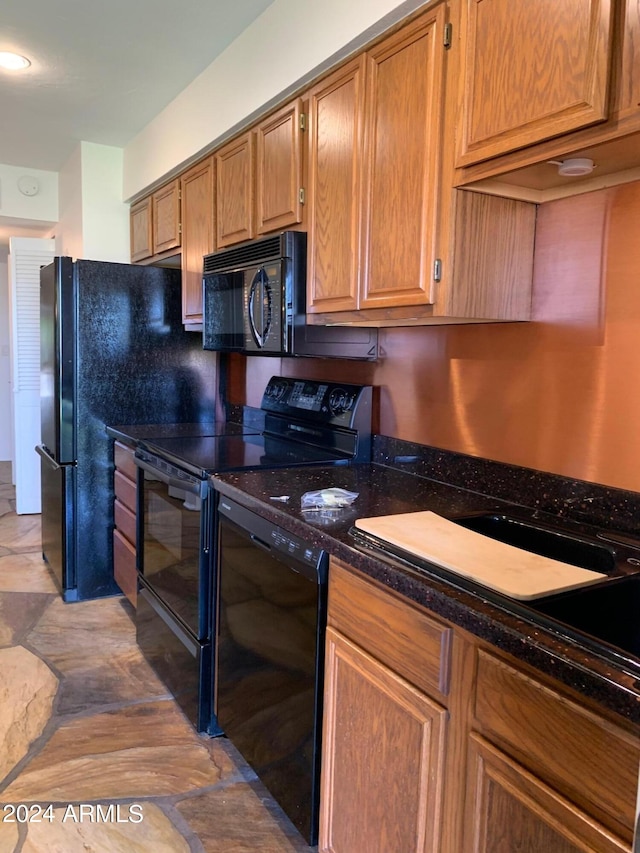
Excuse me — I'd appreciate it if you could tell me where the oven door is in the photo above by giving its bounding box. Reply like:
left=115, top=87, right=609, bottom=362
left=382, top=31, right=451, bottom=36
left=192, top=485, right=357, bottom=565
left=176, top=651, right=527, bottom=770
left=135, top=454, right=211, bottom=640
left=137, top=581, right=213, bottom=732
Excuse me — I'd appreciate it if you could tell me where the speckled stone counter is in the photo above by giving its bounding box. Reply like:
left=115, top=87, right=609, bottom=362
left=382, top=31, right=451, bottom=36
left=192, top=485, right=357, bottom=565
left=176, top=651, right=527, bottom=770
left=209, top=463, right=640, bottom=726
left=105, top=420, right=640, bottom=725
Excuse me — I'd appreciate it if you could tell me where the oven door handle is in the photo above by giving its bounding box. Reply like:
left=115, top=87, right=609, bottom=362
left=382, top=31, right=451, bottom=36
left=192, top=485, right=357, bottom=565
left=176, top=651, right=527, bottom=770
left=134, top=456, right=207, bottom=499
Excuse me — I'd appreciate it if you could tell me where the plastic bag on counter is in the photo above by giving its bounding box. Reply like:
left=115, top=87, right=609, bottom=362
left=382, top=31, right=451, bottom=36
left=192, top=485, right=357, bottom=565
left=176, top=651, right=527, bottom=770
left=300, top=487, right=359, bottom=512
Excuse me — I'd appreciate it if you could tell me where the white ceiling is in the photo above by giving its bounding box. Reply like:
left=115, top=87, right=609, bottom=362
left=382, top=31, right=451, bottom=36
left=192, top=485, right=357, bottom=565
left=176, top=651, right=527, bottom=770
left=0, top=0, right=276, bottom=248
left=0, top=0, right=276, bottom=171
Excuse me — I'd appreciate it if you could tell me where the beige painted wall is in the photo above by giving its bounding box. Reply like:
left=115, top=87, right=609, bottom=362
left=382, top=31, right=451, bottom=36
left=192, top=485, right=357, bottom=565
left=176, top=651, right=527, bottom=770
left=123, top=0, right=427, bottom=199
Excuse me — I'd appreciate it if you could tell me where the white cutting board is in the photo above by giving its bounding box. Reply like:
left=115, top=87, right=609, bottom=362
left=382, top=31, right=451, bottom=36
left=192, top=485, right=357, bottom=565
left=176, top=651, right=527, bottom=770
left=354, top=511, right=606, bottom=600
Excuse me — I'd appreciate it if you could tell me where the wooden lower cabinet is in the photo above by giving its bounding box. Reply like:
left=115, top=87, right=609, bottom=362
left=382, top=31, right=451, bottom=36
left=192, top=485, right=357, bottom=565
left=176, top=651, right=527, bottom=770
left=321, top=559, right=640, bottom=853
left=320, top=628, right=447, bottom=853
left=112, top=441, right=138, bottom=607
left=472, top=649, right=639, bottom=840
left=463, top=735, right=628, bottom=853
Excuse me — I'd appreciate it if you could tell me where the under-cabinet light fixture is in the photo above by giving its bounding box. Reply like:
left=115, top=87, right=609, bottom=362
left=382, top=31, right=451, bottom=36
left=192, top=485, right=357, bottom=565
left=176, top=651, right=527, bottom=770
left=548, top=157, right=596, bottom=177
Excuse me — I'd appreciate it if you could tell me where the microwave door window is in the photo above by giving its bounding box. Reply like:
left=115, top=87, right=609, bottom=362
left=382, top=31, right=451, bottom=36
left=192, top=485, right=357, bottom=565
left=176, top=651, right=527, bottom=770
left=203, top=271, right=244, bottom=351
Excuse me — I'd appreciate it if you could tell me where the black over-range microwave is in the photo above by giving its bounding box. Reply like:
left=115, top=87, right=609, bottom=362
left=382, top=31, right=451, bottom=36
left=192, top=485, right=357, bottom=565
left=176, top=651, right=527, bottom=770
left=202, top=231, right=378, bottom=360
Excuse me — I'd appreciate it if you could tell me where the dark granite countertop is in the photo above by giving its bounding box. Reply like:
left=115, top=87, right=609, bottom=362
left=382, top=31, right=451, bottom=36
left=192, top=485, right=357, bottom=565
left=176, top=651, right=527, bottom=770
left=209, top=463, right=640, bottom=727
left=105, top=421, right=640, bottom=726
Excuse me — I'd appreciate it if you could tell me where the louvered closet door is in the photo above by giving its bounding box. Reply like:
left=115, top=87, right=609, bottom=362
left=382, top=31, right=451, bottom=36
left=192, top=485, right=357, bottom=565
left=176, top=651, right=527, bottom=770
left=8, top=237, right=56, bottom=514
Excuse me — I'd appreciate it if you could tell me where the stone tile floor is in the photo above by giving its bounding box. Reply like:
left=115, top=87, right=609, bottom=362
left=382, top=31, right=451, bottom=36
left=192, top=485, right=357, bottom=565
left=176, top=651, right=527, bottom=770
left=0, top=463, right=315, bottom=852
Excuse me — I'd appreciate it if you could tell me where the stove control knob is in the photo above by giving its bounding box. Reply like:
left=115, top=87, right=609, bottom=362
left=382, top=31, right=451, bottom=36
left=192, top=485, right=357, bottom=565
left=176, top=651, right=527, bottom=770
left=328, top=388, right=354, bottom=416
left=266, top=378, right=288, bottom=401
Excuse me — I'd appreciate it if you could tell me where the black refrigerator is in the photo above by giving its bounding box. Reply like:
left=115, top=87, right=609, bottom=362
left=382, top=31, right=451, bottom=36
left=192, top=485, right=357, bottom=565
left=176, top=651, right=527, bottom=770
left=36, top=257, right=218, bottom=602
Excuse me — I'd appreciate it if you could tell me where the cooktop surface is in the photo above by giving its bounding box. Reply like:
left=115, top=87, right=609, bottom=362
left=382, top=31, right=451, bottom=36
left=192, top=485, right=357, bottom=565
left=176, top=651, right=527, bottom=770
left=139, top=433, right=350, bottom=478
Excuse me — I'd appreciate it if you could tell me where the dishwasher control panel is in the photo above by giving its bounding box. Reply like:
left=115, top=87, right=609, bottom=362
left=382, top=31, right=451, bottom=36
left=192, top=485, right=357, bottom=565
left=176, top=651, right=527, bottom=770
left=217, top=496, right=327, bottom=581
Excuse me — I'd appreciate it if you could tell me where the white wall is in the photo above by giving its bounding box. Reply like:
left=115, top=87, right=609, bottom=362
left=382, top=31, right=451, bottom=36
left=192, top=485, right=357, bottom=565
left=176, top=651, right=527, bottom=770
left=0, top=249, right=11, bottom=460
left=0, top=164, right=58, bottom=227
left=123, top=0, right=427, bottom=199
left=57, top=146, right=84, bottom=259
left=81, top=144, right=130, bottom=262
left=57, top=142, right=130, bottom=261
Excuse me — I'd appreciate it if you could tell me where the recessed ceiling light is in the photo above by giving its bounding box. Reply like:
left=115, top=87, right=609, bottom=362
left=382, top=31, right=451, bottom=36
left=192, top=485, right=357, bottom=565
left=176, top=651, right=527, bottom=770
left=0, top=52, right=31, bottom=71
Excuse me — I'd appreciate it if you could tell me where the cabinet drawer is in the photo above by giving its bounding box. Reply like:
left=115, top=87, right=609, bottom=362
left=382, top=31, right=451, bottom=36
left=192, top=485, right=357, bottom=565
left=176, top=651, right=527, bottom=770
left=113, top=528, right=137, bottom=607
left=474, top=649, right=639, bottom=838
left=114, top=441, right=137, bottom=481
left=328, top=559, right=452, bottom=699
left=114, top=498, right=136, bottom=547
left=114, top=470, right=137, bottom=513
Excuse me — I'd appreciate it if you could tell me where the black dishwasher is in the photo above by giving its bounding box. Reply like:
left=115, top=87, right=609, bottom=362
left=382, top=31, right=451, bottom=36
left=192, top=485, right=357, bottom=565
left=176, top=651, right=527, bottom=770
left=215, top=496, right=328, bottom=846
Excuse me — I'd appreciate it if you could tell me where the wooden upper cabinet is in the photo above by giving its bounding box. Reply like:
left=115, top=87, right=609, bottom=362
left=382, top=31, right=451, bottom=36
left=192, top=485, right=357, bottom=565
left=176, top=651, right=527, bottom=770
left=307, top=8, right=446, bottom=318
left=130, top=196, right=153, bottom=262
left=306, top=3, right=535, bottom=326
left=214, top=97, right=304, bottom=249
left=255, top=99, right=304, bottom=235
left=215, top=132, right=255, bottom=248
left=130, top=179, right=181, bottom=263
left=180, top=157, right=214, bottom=326
left=307, top=57, right=365, bottom=314
left=456, top=0, right=614, bottom=167
left=152, top=178, right=181, bottom=254
left=361, top=8, right=446, bottom=311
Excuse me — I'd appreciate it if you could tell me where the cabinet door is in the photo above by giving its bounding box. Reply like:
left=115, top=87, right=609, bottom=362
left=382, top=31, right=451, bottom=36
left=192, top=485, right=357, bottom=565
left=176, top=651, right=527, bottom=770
left=320, top=628, right=447, bottom=853
left=130, top=196, right=153, bottom=262
left=215, top=132, right=254, bottom=248
left=360, top=6, right=446, bottom=311
left=473, top=648, right=639, bottom=840
left=180, top=157, right=214, bottom=326
left=255, top=99, right=304, bottom=235
left=306, top=57, right=365, bottom=314
left=152, top=179, right=181, bottom=254
left=456, top=0, right=614, bottom=167
left=463, top=735, right=629, bottom=853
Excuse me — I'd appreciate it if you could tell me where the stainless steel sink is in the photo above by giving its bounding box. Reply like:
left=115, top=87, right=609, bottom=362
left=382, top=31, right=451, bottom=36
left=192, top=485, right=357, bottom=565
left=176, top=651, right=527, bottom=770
left=452, top=512, right=617, bottom=573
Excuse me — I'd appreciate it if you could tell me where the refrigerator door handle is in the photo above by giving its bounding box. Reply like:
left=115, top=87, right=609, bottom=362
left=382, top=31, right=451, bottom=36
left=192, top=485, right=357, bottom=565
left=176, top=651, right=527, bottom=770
left=35, top=444, right=62, bottom=470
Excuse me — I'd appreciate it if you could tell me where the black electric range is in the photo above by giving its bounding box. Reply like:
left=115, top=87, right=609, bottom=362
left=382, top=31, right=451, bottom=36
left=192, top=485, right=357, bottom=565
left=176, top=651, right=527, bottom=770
left=136, top=376, right=373, bottom=477
left=132, top=376, right=373, bottom=738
